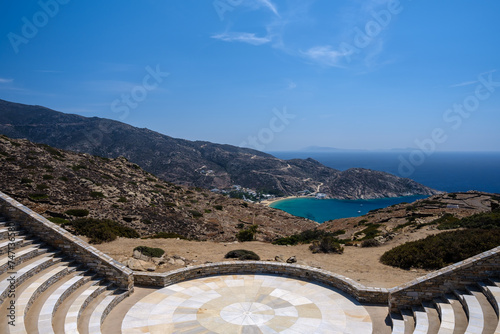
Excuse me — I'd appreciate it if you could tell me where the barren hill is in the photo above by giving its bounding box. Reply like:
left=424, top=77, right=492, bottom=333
left=0, top=134, right=318, bottom=242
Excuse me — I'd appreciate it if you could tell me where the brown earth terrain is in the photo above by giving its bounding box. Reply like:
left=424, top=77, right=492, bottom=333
left=92, top=192, right=499, bottom=288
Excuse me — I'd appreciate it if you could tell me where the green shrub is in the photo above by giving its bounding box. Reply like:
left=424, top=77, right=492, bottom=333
left=236, top=225, right=258, bottom=242
left=118, top=197, right=127, bottom=203
left=29, top=193, right=48, bottom=201
left=438, top=210, right=500, bottom=230
left=65, top=218, right=139, bottom=243
left=204, top=209, right=212, bottom=213
left=59, top=176, right=69, bottom=182
left=36, top=184, right=49, bottom=190
left=309, top=236, right=344, bottom=254
left=236, top=229, right=255, bottom=242
left=165, top=202, right=176, bottom=207
left=42, top=174, right=54, bottom=180
left=65, top=209, right=89, bottom=217
left=214, top=205, right=223, bottom=210
left=133, top=246, right=165, bottom=258
left=224, top=249, right=260, bottom=260
left=354, top=223, right=381, bottom=240
left=188, top=210, right=203, bottom=218
left=361, top=239, right=380, bottom=247
left=90, top=191, right=105, bottom=199
left=21, top=178, right=33, bottom=184
left=48, top=217, right=68, bottom=225
left=380, top=229, right=500, bottom=270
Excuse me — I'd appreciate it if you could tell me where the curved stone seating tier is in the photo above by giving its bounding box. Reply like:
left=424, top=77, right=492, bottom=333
left=0, top=227, right=9, bottom=239
left=434, top=297, right=455, bottom=334
left=8, top=263, right=74, bottom=334
left=412, top=306, right=429, bottom=334
left=454, top=289, right=484, bottom=334
left=0, top=254, right=60, bottom=304
left=64, top=281, right=109, bottom=334
left=88, top=289, right=131, bottom=334
left=0, top=237, right=32, bottom=255
left=422, top=301, right=441, bottom=334
left=0, top=245, right=46, bottom=276
left=37, top=273, right=90, bottom=333
left=390, top=312, right=406, bottom=334
left=479, top=280, right=500, bottom=333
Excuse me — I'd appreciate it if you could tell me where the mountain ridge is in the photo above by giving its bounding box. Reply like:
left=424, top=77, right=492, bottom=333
left=0, top=99, right=440, bottom=199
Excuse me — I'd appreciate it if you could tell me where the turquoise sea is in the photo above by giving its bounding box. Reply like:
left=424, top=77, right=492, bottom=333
left=269, top=196, right=427, bottom=223
left=267, top=151, right=500, bottom=223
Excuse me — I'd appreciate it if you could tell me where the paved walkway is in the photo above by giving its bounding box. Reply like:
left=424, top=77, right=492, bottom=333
left=121, top=274, right=373, bottom=333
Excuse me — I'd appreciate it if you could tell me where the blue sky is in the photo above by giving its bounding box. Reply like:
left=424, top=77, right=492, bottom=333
left=1, top=0, right=499, bottom=151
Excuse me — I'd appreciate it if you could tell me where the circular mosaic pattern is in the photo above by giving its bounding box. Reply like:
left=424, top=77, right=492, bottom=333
left=121, top=274, right=372, bottom=333
left=220, top=302, right=275, bottom=325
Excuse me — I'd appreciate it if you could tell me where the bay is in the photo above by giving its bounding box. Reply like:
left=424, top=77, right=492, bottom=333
left=269, top=195, right=427, bottom=223
left=266, top=151, right=500, bottom=223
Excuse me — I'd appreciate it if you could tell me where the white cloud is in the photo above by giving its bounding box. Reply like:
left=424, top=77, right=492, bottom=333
left=256, top=0, right=279, bottom=17
left=211, top=32, right=271, bottom=46
left=301, top=46, right=347, bottom=67
left=0, top=78, right=13, bottom=83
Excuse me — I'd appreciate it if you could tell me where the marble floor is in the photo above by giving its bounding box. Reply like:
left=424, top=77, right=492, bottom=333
left=121, top=274, right=373, bottom=333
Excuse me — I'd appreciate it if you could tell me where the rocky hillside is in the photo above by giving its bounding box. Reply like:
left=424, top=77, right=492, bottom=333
left=0, top=135, right=318, bottom=242
left=318, top=191, right=500, bottom=244
left=0, top=99, right=439, bottom=199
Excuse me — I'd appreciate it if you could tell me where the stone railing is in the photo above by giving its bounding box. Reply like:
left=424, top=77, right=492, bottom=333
left=134, top=261, right=389, bottom=304
left=388, top=246, right=500, bottom=311
left=0, top=191, right=133, bottom=291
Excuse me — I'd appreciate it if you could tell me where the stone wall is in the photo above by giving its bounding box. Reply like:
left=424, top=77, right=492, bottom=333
left=388, top=246, right=500, bottom=311
left=0, top=191, right=133, bottom=290
left=134, top=261, right=389, bottom=304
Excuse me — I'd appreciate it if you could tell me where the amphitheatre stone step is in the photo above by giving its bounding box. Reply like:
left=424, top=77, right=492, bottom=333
left=401, top=308, right=415, bottom=333
left=0, top=253, right=60, bottom=305
left=445, top=293, right=468, bottom=334
left=390, top=312, right=407, bottom=333
left=466, top=285, right=498, bottom=334
left=412, top=305, right=430, bottom=334
left=478, top=281, right=500, bottom=333
left=422, top=301, right=440, bottom=334
left=454, top=289, right=484, bottom=334
left=433, top=297, right=455, bottom=334
left=7, top=263, right=75, bottom=333
left=0, top=245, right=47, bottom=276
left=87, top=288, right=130, bottom=334
left=0, top=238, right=25, bottom=255
left=64, top=281, right=108, bottom=334
left=37, top=271, right=91, bottom=333
left=0, top=227, right=9, bottom=239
